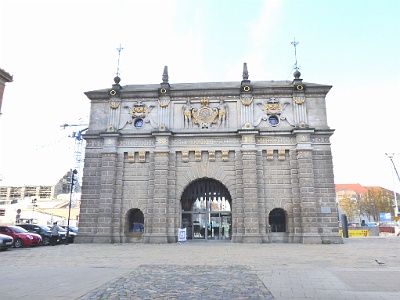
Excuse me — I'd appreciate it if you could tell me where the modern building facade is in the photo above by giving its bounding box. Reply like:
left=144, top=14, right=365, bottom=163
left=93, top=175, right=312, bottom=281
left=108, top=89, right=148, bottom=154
left=76, top=64, right=343, bottom=244
left=0, top=170, right=82, bottom=225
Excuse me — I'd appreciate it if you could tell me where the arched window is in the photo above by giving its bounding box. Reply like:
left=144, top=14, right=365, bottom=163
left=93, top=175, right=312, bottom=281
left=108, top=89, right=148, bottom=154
left=128, top=209, right=144, bottom=233
left=269, top=208, right=286, bottom=232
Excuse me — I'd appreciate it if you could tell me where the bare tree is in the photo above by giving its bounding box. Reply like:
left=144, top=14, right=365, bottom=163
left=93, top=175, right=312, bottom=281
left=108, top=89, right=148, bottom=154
left=339, top=194, right=359, bottom=222
left=360, top=187, right=394, bottom=221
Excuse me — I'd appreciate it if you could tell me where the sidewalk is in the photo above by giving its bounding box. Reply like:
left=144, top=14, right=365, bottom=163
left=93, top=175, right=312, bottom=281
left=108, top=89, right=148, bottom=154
left=1, top=237, right=399, bottom=299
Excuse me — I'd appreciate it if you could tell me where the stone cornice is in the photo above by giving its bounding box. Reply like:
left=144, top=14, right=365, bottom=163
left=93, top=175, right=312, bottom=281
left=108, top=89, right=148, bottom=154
left=0, top=68, right=13, bottom=83
left=85, top=81, right=332, bottom=101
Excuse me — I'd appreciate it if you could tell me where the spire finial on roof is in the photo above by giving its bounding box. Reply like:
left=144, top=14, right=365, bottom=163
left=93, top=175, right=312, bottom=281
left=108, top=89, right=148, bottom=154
left=115, top=44, right=123, bottom=77
left=113, top=44, right=123, bottom=85
left=242, top=63, right=249, bottom=80
left=291, top=38, right=300, bottom=71
left=291, top=38, right=303, bottom=81
left=162, top=66, right=169, bottom=84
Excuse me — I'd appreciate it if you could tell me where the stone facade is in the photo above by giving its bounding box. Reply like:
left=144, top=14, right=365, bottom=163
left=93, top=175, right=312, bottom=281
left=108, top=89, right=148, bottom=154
left=76, top=65, right=343, bottom=244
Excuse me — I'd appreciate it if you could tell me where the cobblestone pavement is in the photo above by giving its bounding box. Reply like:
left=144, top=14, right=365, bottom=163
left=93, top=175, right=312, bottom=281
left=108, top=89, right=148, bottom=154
left=80, top=265, right=274, bottom=300
left=1, top=237, right=400, bottom=300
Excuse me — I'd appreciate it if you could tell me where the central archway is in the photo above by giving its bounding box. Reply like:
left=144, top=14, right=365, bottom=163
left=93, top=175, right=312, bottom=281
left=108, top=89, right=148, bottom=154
left=181, top=178, right=232, bottom=241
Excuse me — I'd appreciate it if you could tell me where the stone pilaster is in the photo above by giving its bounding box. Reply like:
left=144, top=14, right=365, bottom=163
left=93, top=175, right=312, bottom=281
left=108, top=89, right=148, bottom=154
left=294, top=130, right=321, bottom=244
left=143, top=132, right=171, bottom=243
left=75, top=137, right=102, bottom=244
left=232, top=150, right=244, bottom=243
left=239, top=130, right=262, bottom=243
left=289, top=149, right=303, bottom=243
left=107, top=96, right=122, bottom=132
left=240, top=91, right=255, bottom=129
left=166, top=153, right=177, bottom=243
left=111, top=151, right=123, bottom=243
left=143, top=153, right=155, bottom=243
left=312, top=132, right=343, bottom=244
left=157, top=96, right=171, bottom=130
left=256, top=150, right=268, bottom=242
left=92, top=134, right=119, bottom=243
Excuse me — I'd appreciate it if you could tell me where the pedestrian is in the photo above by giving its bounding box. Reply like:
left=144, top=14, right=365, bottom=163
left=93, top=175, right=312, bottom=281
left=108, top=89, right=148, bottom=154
left=51, top=222, right=60, bottom=246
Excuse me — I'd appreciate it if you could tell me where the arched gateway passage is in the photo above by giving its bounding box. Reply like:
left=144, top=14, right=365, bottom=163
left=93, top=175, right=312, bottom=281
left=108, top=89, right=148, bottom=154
left=181, top=178, right=232, bottom=241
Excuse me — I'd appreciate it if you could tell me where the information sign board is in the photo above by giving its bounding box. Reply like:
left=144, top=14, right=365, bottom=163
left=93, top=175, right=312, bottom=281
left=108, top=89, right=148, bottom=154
left=379, top=212, right=392, bottom=222
left=178, top=228, right=187, bottom=242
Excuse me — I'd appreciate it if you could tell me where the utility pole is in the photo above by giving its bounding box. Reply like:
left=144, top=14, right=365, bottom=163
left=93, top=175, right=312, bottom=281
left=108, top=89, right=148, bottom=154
left=31, top=198, right=37, bottom=219
left=65, top=169, right=77, bottom=245
left=385, top=153, right=399, bottom=217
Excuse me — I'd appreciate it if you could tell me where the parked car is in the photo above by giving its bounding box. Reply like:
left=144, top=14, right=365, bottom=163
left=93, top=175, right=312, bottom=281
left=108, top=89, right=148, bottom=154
left=60, top=225, right=78, bottom=234
left=17, top=223, right=56, bottom=246
left=0, top=226, right=42, bottom=248
left=57, top=226, right=77, bottom=243
left=46, top=225, right=77, bottom=243
left=0, top=233, right=14, bottom=251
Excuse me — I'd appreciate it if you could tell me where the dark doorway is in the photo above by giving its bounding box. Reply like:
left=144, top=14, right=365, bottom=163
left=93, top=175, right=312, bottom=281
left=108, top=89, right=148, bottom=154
left=128, top=209, right=144, bottom=233
left=269, top=208, right=286, bottom=232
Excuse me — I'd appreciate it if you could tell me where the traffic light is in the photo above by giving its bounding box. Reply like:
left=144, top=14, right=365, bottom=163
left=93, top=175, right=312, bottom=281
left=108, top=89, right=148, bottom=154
left=0, top=209, right=5, bottom=216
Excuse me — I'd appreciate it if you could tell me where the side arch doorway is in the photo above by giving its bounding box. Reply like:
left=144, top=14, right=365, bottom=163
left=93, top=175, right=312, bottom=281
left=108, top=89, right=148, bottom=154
left=269, top=208, right=286, bottom=232
left=127, top=208, right=144, bottom=233
left=181, top=178, right=232, bottom=241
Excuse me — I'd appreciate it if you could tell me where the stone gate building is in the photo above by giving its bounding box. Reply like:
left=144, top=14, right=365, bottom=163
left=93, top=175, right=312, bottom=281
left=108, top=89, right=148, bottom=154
left=76, top=64, right=343, bottom=244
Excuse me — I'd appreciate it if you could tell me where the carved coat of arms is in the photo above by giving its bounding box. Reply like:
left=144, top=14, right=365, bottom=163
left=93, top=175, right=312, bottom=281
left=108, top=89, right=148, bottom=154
left=184, top=98, right=227, bottom=129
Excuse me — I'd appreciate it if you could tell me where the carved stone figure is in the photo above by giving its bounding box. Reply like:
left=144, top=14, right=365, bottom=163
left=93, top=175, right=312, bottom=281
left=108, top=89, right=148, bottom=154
left=182, top=99, right=192, bottom=129
left=218, top=99, right=228, bottom=128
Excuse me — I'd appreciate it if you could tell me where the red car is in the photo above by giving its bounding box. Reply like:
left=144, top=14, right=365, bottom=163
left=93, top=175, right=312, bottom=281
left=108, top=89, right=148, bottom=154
left=0, top=225, right=42, bottom=248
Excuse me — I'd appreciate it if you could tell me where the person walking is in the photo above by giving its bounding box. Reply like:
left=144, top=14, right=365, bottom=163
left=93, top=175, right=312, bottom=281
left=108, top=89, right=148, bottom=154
left=50, top=222, right=60, bottom=246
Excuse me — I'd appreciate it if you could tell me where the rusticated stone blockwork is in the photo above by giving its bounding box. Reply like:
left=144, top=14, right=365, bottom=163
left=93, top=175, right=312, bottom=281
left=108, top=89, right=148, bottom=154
left=76, top=66, right=343, bottom=244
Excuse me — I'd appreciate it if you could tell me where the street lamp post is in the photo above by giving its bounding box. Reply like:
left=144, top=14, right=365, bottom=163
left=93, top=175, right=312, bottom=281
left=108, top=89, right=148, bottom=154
left=385, top=153, right=399, bottom=218
left=65, top=169, right=77, bottom=245
left=31, top=198, right=37, bottom=219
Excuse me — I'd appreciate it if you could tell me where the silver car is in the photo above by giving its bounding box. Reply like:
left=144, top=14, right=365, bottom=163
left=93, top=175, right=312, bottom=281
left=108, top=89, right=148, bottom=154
left=0, top=233, right=14, bottom=251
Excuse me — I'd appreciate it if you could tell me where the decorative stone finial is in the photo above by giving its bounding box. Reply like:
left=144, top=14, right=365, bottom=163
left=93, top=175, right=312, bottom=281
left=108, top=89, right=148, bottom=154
left=293, top=70, right=301, bottom=79
left=111, top=75, right=122, bottom=92
left=242, top=63, right=249, bottom=80
left=159, top=66, right=170, bottom=93
left=162, top=66, right=169, bottom=84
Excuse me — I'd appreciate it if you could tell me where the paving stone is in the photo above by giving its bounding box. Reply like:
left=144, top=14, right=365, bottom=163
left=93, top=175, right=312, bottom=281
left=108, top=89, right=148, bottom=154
left=79, top=265, right=274, bottom=300
left=1, top=237, right=400, bottom=299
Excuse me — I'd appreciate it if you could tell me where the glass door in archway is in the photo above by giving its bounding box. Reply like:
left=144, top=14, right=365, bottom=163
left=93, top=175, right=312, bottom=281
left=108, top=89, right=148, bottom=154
left=181, top=178, right=232, bottom=241
left=208, top=213, right=231, bottom=240
left=193, top=213, right=206, bottom=239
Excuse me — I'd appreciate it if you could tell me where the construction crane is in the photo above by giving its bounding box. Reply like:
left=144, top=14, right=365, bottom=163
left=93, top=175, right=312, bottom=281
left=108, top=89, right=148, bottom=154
left=60, top=123, right=88, bottom=187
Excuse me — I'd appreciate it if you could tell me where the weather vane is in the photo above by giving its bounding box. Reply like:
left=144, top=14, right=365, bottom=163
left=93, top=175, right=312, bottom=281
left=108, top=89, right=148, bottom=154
left=291, top=38, right=300, bottom=71
left=116, top=44, right=123, bottom=77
